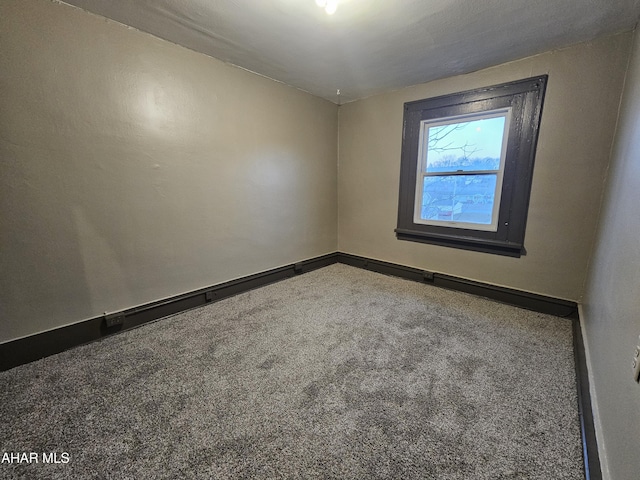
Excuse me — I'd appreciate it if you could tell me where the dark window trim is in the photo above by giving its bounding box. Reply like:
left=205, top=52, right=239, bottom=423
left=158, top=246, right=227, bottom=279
left=396, top=76, right=548, bottom=257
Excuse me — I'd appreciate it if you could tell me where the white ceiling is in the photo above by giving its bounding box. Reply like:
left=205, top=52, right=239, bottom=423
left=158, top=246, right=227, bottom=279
left=62, top=0, right=640, bottom=103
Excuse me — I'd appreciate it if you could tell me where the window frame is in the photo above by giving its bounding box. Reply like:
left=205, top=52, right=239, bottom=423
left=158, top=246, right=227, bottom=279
left=395, top=76, right=548, bottom=257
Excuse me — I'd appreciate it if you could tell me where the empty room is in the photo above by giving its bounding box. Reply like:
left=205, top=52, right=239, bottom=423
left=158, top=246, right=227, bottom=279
left=1, top=0, right=639, bottom=478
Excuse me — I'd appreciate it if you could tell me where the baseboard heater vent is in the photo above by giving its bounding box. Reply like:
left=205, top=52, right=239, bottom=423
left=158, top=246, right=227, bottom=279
left=337, top=253, right=577, bottom=318
left=104, top=312, right=125, bottom=328
left=0, top=252, right=339, bottom=372
left=0, top=251, right=595, bottom=479
left=1, top=252, right=577, bottom=370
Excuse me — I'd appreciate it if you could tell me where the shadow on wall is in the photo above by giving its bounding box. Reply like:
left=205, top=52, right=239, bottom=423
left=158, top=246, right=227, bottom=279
left=0, top=149, right=92, bottom=343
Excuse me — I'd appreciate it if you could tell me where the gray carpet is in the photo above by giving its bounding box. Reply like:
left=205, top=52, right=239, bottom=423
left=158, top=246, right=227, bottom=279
left=0, top=264, right=583, bottom=479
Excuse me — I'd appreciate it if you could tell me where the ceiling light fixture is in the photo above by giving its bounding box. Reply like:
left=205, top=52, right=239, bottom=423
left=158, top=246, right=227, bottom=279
left=315, top=0, right=337, bottom=15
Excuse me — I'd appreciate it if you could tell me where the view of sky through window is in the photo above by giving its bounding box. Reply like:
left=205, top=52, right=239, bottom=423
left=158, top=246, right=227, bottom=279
left=425, top=115, right=506, bottom=172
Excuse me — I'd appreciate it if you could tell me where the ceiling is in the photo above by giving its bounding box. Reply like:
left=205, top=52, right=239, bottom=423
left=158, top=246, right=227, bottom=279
left=61, top=0, right=640, bottom=104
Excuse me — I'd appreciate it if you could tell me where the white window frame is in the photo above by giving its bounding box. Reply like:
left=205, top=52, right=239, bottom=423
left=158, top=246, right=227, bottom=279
left=412, top=108, right=512, bottom=232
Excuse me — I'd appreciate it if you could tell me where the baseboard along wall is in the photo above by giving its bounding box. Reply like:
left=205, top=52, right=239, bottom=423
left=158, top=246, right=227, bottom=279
left=0, top=251, right=598, bottom=479
left=0, top=252, right=339, bottom=372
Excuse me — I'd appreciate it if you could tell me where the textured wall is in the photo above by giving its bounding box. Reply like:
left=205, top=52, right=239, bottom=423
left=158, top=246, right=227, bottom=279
left=582, top=29, right=640, bottom=480
left=0, top=0, right=338, bottom=343
left=337, top=33, right=631, bottom=301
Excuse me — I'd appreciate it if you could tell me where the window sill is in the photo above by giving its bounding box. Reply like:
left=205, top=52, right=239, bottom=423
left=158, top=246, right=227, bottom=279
left=395, top=228, right=525, bottom=257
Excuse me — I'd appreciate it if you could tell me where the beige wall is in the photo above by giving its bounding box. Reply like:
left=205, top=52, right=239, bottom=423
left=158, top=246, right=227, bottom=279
left=338, top=33, right=631, bottom=301
left=582, top=28, right=640, bottom=480
left=1, top=1, right=638, bottom=474
left=0, top=0, right=338, bottom=343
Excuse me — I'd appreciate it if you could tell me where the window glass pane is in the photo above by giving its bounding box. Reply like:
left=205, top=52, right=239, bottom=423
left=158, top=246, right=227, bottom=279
left=420, top=174, right=497, bottom=225
left=425, top=116, right=506, bottom=173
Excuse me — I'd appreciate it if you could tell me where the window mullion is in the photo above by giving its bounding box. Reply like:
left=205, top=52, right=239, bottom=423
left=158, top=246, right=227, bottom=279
left=424, top=170, right=500, bottom=177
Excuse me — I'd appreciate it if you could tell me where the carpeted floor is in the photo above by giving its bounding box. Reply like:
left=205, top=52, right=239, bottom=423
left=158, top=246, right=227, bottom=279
left=0, top=264, right=583, bottom=479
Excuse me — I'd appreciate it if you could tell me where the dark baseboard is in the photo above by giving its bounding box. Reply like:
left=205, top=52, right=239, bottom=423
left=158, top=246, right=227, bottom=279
left=337, top=253, right=597, bottom=479
left=573, top=319, right=602, bottom=480
left=337, top=253, right=597, bottom=480
left=0, top=250, right=599, bottom=477
left=337, top=253, right=578, bottom=317
left=1, top=251, right=579, bottom=371
left=0, top=252, right=339, bottom=372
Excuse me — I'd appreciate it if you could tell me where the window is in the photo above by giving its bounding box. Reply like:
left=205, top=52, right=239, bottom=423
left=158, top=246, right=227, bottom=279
left=396, top=76, right=547, bottom=257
